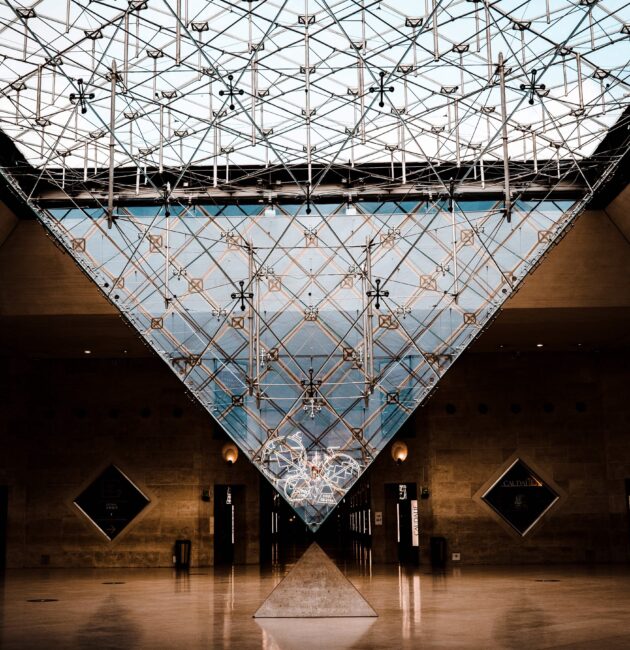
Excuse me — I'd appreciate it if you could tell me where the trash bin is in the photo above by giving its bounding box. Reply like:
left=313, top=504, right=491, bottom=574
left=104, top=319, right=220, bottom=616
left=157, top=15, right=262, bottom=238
left=174, top=539, right=191, bottom=570
left=430, top=536, right=447, bottom=568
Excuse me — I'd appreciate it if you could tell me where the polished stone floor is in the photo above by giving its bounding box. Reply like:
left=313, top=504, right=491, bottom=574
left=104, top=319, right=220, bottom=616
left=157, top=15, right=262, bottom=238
left=2, top=560, right=630, bottom=650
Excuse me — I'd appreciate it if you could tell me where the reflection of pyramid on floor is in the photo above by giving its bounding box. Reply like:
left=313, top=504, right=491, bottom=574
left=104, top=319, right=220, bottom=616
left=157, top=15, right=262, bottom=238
left=255, top=618, right=376, bottom=649
left=254, top=543, right=377, bottom=618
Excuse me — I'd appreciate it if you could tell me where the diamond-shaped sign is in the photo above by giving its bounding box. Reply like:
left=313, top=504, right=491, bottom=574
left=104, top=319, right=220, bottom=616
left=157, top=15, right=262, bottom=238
left=482, top=458, right=559, bottom=536
left=74, top=465, right=150, bottom=540
left=42, top=198, right=577, bottom=530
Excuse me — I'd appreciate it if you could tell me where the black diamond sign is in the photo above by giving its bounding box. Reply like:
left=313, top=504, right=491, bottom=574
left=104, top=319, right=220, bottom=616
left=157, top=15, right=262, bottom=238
left=482, top=459, right=559, bottom=536
left=74, top=465, right=150, bottom=540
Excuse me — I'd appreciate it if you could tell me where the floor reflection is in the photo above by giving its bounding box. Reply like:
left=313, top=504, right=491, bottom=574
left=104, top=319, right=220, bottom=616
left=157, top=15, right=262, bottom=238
left=173, top=569, right=190, bottom=593
left=74, top=593, right=142, bottom=650
left=350, top=541, right=373, bottom=578
left=398, top=565, right=422, bottom=638
left=492, top=594, right=555, bottom=649
left=0, top=565, right=629, bottom=649
left=256, top=618, right=375, bottom=650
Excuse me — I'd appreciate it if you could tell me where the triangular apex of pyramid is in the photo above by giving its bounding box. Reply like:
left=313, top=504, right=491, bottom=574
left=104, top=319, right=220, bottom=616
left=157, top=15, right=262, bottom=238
left=254, top=543, right=377, bottom=618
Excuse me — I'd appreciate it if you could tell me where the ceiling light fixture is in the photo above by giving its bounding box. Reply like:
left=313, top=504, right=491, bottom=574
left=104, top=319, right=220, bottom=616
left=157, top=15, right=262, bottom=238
left=222, top=442, right=239, bottom=465
left=391, top=441, right=408, bottom=464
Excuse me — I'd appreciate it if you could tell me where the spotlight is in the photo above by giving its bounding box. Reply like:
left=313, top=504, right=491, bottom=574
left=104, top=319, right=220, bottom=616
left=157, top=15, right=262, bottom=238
left=221, top=442, right=239, bottom=465
left=536, top=343, right=544, bottom=348
left=84, top=349, right=92, bottom=354
left=391, top=441, right=408, bottom=464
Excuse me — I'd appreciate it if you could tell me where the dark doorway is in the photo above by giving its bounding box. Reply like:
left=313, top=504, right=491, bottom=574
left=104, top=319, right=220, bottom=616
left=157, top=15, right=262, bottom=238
left=0, top=486, right=7, bottom=570
left=259, top=478, right=312, bottom=564
left=214, top=484, right=246, bottom=565
left=315, top=497, right=349, bottom=560
left=385, top=483, right=419, bottom=564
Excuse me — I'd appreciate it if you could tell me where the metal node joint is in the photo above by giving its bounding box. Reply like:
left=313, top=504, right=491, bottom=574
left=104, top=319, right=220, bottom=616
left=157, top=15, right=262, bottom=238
left=231, top=280, right=254, bottom=311
left=219, top=74, right=244, bottom=110
left=69, top=79, right=95, bottom=114
left=369, top=71, right=394, bottom=108
left=366, top=278, right=389, bottom=310
left=520, top=69, right=546, bottom=105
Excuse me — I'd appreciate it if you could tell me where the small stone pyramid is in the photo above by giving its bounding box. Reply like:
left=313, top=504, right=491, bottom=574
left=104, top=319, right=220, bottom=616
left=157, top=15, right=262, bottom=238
left=254, top=543, right=377, bottom=618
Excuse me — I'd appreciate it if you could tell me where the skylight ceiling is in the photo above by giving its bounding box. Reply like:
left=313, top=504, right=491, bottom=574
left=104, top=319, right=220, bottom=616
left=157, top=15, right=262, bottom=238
left=0, top=0, right=628, bottom=193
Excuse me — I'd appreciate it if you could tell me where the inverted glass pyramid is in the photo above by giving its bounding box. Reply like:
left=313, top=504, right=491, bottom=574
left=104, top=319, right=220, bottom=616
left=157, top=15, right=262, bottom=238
left=0, top=0, right=628, bottom=528
left=39, top=197, right=577, bottom=528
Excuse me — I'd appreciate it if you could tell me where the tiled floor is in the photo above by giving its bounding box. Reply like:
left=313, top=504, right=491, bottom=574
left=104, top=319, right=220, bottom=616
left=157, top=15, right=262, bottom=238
left=2, top=561, right=630, bottom=649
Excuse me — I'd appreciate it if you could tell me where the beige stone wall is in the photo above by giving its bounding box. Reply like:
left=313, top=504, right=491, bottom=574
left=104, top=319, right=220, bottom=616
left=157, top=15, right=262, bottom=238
left=2, top=347, right=627, bottom=568
left=0, top=356, right=260, bottom=568
left=368, top=350, right=630, bottom=564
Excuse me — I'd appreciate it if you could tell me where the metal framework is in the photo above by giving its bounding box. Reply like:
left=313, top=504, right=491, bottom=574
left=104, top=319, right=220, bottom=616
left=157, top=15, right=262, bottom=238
left=0, top=0, right=628, bottom=529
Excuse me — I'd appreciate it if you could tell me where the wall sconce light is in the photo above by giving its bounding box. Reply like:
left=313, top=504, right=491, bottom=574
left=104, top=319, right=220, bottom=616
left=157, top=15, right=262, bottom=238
left=391, top=441, right=408, bottom=464
left=222, top=442, right=239, bottom=465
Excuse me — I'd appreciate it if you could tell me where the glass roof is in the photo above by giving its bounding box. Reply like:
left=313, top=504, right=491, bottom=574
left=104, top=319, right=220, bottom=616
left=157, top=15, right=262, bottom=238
left=0, top=0, right=628, bottom=184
